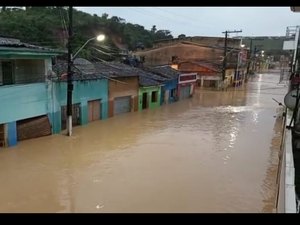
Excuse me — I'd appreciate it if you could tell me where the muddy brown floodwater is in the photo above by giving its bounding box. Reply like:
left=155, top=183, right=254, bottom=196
left=0, top=73, right=287, bottom=212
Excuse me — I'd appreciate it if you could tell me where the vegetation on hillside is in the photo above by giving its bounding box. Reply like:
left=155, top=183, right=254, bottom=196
left=0, top=7, right=175, bottom=61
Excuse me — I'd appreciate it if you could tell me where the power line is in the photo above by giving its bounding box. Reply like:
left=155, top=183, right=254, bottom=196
left=152, top=7, right=214, bottom=32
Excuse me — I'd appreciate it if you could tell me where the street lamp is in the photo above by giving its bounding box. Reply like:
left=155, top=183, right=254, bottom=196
left=67, top=33, right=106, bottom=136
left=72, top=34, right=106, bottom=60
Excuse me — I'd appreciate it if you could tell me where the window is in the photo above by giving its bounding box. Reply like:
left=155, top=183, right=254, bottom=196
left=151, top=91, right=158, bottom=103
left=1, top=61, right=14, bottom=85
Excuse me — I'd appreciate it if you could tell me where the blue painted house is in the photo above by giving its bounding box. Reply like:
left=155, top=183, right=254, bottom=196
left=144, top=66, right=180, bottom=105
left=51, top=58, right=108, bottom=134
left=0, top=37, right=61, bottom=147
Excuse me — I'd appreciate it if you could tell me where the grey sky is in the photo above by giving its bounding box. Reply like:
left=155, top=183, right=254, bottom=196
left=76, top=7, right=300, bottom=38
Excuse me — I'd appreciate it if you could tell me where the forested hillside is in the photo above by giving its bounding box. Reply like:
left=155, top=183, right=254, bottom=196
left=0, top=7, right=174, bottom=60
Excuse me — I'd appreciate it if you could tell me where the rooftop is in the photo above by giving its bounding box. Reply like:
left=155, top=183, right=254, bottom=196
left=0, top=37, right=63, bottom=56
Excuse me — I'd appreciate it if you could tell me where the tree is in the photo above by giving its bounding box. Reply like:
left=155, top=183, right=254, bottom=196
left=0, top=7, right=174, bottom=59
left=101, top=13, right=109, bottom=20
left=151, top=25, right=157, bottom=34
left=178, top=34, right=186, bottom=39
left=154, top=30, right=173, bottom=40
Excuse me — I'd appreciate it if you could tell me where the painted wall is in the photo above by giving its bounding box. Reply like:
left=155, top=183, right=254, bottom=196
left=50, top=79, right=108, bottom=133
left=0, top=83, right=48, bottom=124
left=138, top=86, right=161, bottom=111
left=0, top=61, right=2, bottom=85
left=161, top=79, right=178, bottom=105
left=108, top=76, right=139, bottom=117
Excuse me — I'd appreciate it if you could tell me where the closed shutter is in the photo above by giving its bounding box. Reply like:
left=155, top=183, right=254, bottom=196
left=114, top=96, right=131, bottom=115
left=88, top=100, right=101, bottom=122
left=179, top=85, right=191, bottom=100
left=17, top=115, right=51, bottom=141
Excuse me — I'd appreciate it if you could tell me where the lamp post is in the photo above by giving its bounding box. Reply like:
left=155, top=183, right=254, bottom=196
left=72, top=34, right=105, bottom=60
left=66, top=33, right=106, bottom=136
left=66, top=6, right=73, bottom=137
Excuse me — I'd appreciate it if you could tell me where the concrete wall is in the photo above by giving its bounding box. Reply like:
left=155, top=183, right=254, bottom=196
left=138, top=86, right=161, bottom=111
left=152, top=36, right=240, bottom=49
left=136, top=37, right=241, bottom=66
left=136, top=43, right=224, bottom=66
left=50, top=79, right=108, bottom=133
left=277, top=110, right=297, bottom=213
left=108, top=77, right=139, bottom=100
left=0, top=83, right=48, bottom=124
left=108, top=76, right=139, bottom=117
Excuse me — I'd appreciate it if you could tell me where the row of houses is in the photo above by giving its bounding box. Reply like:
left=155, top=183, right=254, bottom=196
left=0, top=37, right=197, bottom=148
left=134, top=37, right=248, bottom=89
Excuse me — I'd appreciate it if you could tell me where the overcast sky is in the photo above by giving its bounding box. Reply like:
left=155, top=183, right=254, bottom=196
left=76, top=7, right=300, bottom=38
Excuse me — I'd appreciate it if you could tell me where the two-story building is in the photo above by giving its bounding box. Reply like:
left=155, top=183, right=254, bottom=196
left=0, top=37, right=61, bottom=147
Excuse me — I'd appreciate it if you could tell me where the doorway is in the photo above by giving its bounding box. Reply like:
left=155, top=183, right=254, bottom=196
left=142, top=92, right=148, bottom=109
left=2, top=61, right=14, bottom=85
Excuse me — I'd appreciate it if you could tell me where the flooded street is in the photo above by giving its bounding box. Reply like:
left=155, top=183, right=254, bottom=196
left=0, top=73, right=287, bottom=212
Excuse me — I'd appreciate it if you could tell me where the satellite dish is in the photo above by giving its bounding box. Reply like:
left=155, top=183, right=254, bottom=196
left=284, top=89, right=298, bottom=110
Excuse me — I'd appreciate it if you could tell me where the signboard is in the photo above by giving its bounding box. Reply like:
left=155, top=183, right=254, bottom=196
left=178, top=73, right=197, bottom=84
left=283, top=40, right=295, bottom=50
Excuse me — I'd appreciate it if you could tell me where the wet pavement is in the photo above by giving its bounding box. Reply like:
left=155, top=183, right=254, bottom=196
left=0, top=73, right=287, bottom=212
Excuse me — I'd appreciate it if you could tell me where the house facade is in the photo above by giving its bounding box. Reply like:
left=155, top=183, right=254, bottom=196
left=144, top=66, right=180, bottom=105
left=138, top=71, right=166, bottom=111
left=177, top=73, right=197, bottom=100
left=0, top=37, right=61, bottom=147
left=178, top=61, right=222, bottom=88
left=52, top=58, right=108, bottom=133
left=94, top=62, right=139, bottom=117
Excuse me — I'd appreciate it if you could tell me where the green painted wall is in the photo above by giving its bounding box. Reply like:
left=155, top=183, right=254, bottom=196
left=138, top=86, right=161, bottom=111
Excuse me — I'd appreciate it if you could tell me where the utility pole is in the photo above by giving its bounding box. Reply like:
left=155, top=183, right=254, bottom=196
left=246, top=38, right=264, bottom=74
left=67, top=6, right=73, bottom=136
left=222, top=30, right=242, bottom=82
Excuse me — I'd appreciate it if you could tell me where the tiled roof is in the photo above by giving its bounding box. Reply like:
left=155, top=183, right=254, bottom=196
left=94, top=62, right=139, bottom=78
left=144, top=65, right=180, bottom=80
left=0, top=37, right=62, bottom=53
left=52, top=58, right=104, bottom=81
left=54, top=59, right=168, bottom=86
left=179, top=60, right=222, bottom=72
left=94, top=61, right=167, bottom=87
left=139, top=75, right=162, bottom=87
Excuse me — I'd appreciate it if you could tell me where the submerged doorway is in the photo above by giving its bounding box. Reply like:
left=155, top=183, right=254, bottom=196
left=142, top=92, right=148, bottom=110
